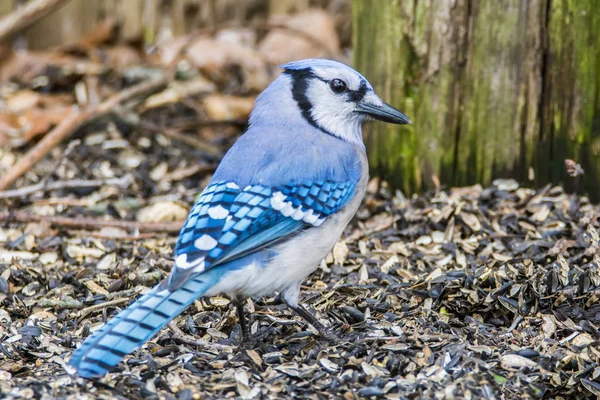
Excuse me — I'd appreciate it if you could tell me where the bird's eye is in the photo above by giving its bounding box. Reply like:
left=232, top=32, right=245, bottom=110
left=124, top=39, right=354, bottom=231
left=329, top=79, right=347, bottom=94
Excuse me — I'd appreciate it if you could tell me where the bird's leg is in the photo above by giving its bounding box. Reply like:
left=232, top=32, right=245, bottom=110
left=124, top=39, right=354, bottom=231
left=282, top=297, right=338, bottom=341
left=234, top=297, right=249, bottom=341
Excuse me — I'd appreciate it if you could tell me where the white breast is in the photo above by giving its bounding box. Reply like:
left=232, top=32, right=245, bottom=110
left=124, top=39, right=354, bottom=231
left=205, top=150, right=368, bottom=303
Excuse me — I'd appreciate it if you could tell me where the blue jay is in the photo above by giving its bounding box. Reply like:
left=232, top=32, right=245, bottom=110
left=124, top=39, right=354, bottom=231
left=69, top=59, right=410, bottom=378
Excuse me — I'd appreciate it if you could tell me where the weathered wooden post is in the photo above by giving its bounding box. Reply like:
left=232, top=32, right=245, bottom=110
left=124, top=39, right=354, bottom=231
left=353, top=0, right=599, bottom=200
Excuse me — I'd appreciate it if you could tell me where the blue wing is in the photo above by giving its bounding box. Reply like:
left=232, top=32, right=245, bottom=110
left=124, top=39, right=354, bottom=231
left=167, top=180, right=356, bottom=290
left=69, top=179, right=356, bottom=378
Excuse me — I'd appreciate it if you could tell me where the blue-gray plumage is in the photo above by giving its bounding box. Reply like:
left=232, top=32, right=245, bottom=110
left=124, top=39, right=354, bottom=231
left=68, top=58, right=410, bottom=378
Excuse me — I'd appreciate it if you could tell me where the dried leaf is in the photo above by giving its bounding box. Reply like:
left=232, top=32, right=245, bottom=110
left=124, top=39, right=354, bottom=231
left=333, top=241, right=348, bottom=265
left=137, top=201, right=189, bottom=223
left=499, top=354, right=538, bottom=369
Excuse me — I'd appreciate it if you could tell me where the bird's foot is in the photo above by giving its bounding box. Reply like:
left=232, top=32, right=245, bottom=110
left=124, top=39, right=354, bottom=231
left=283, top=300, right=339, bottom=341
left=239, top=334, right=260, bottom=349
left=234, top=297, right=264, bottom=348
left=308, top=326, right=339, bottom=342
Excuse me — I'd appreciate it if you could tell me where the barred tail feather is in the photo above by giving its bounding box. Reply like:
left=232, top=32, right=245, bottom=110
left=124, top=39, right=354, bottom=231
left=69, top=269, right=223, bottom=378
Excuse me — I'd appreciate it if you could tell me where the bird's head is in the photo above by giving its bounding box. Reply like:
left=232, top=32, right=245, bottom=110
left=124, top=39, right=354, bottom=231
left=250, top=59, right=410, bottom=146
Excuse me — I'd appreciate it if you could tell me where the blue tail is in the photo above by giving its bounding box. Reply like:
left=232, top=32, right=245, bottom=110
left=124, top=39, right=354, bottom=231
left=69, top=268, right=224, bottom=378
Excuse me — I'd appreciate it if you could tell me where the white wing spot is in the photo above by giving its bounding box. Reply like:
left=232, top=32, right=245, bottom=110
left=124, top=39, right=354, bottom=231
left=175, top=254, right=187, bottom=267
left=194, top=234, right=218, bottom=250
left=193, top=260, right=206, bottom=273
left=302, top=209, right=320, bottom=225
left=175, top=254, right=205, bottom=270
left=291, top=207, right=305, bottom=221
left=280, top=202, right=296, bottom=217
left=208, top=205, right=229, bottom=219
left=243, top=185, right=252, bottom=191
left=313, top=217, right=326, bottom=227
left=271, top=192, right=287, bottom=210
left=226, top=182, right=240, bottom=190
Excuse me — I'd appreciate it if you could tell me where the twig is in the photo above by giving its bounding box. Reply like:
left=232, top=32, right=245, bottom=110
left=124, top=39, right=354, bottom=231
left=0, top=76, right=169, bottom=191
left=38, top=139, right=80, bottom=190
left=0, top=0, right=70, bottom=43
left=130, top=270, right=162, bottom=285
left=358, top=336, right=403, bottom=343
left=37, top=298, right=84, bottom=310
left=0, top=210, right=184, bottom=233
left=153, top=116, right=248, bottom=129
left=88, top=231, right=161, bottom=240
left=79, top=297, right=131, bottom=318
left=167, top=321, right=233, bottom=351
left=114, top=112, right=224, bottom=156
left=0, top=176, right=130, bottom=199
left=105, top=288, right=140, bottom=300
left=140, top=120, right=223, bottom=156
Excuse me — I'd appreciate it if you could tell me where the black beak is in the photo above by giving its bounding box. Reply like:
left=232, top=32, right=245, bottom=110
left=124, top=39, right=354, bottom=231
left=357, top=101, right=411, bottom=125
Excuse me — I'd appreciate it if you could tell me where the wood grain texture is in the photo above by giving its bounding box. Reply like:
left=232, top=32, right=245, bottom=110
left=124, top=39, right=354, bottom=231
left=0, top=0, right=71, bottom=43
left=354, top=0, right=599, bottom=200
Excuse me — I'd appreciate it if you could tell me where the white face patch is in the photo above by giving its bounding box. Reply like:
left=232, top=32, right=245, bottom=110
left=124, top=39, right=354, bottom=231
left=309, top=65, right=364, bottom=91
left=208, top=205, right=229, bottom=219
left=306, top=79, right=366, bottom=146
left=361, top=92, right=384, bottom=108
left=194, top=234, right=218, bottom=250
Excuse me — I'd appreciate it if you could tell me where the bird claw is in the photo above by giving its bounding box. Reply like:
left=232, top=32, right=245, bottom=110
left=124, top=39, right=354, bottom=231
left=239, top=336, right=259, bottom=349
left=317, top=329, right=339, bottom=342
left=282, top=299, right=340, bottom=341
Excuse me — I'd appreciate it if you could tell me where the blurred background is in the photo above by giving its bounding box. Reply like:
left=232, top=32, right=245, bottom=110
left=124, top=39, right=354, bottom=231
left=0, top=0, right=598, bottom=201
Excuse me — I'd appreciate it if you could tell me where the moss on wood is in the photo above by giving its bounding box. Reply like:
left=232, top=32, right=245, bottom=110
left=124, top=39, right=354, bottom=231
left=354, top=0, right=599, bottom=200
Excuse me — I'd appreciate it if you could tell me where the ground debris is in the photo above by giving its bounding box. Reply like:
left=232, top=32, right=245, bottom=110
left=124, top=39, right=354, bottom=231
left=1, top=11, right=599, bottom=399
left=1, top=162, right=599, bottom=399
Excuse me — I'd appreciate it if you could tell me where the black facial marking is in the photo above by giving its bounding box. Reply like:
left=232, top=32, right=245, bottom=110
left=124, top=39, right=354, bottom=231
left=284, top=68, right=335, bottom=136
left=284, top=69, right=314, bottom=124
left=349, top=81, right=368, bottom=102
